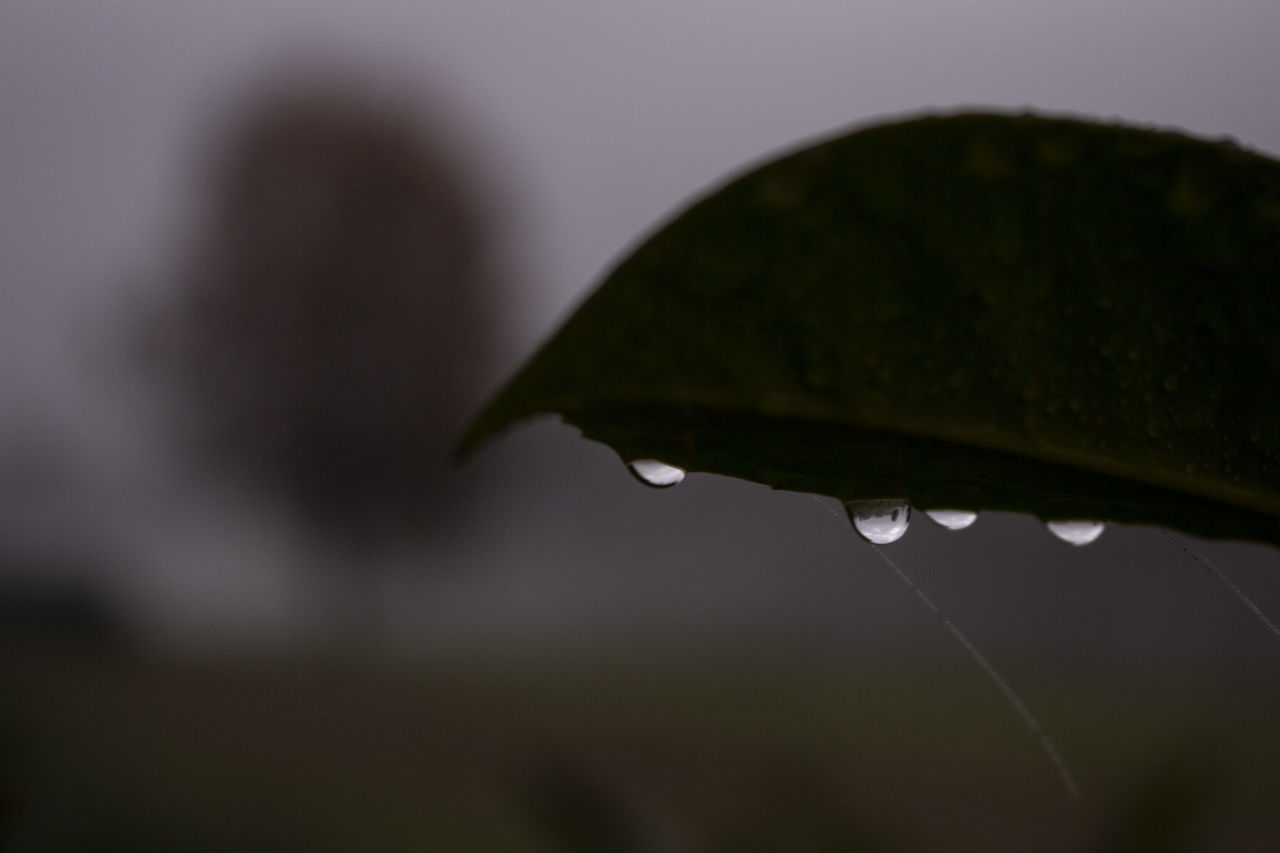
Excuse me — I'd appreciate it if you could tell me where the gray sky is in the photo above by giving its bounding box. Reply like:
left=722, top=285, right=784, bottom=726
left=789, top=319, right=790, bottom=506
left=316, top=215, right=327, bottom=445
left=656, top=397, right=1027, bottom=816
left=3, top=0, right=1280, bottom=661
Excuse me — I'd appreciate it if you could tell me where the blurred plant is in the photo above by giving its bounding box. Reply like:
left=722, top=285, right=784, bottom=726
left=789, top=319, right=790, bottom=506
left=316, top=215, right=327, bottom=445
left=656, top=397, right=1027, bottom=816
left=171, top=70, right=499, bottom=556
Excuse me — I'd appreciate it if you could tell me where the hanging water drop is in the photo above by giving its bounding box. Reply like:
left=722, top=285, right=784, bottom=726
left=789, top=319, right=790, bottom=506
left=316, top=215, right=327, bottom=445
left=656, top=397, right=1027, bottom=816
left=627, top=459, right=686, bottom=488
left=845, top=499, right=911, bottom=544
left=1046, top=520, right=1105, bottom=546
left=925, top=509, right=978, bottom=530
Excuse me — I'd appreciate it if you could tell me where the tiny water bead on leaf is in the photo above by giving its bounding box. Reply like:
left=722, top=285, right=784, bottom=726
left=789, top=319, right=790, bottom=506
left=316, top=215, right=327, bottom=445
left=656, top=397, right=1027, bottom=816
left=627, top=459, right=686, bottom=488
left=1046, top=520, right=1107, bottom=546
left=924, top=509, right=979, bottom=531
left=845, top=500, right=911, bottom=545
left=460, top=110, right=1280, bottom=545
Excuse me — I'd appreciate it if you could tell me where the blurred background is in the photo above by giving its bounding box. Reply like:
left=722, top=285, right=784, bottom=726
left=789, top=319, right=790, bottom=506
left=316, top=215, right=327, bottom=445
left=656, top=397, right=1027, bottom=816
left=2, top=1, right=1280, bottom=849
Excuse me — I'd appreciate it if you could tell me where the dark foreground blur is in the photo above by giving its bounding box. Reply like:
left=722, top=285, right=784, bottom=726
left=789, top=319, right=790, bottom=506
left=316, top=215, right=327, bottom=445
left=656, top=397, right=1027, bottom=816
left=2, top=641, right=1278, bottom=851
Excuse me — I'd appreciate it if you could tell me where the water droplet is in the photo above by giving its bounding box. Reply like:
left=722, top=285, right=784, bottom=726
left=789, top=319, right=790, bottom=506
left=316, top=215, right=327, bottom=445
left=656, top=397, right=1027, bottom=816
left=1046, top=520, right=1105, bottom=546
left=845, top=500, right=911, bottom=545
left=925, top=509, right=978, bottom=531
left=627, top=459, right=685, bottom=488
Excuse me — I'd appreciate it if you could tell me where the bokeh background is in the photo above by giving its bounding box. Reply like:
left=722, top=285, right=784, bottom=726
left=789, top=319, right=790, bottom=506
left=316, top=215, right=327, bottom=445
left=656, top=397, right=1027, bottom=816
left=3, top=1, right=1280, bottom=849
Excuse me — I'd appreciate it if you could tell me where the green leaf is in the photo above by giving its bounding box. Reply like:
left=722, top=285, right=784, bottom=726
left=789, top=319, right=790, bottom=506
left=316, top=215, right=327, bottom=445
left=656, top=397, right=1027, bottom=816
left=461, top=111, right=1280, bottom=545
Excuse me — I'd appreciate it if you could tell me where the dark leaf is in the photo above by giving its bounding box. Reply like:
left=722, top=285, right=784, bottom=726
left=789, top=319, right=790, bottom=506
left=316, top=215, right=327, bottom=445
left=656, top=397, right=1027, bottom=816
left=463, top=111, right=1280, bottom=545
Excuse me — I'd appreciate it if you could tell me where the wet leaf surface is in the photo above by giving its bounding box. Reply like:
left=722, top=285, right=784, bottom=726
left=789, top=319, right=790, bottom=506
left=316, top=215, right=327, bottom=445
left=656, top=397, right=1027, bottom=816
left=462, top=111, right=1280, bottom=545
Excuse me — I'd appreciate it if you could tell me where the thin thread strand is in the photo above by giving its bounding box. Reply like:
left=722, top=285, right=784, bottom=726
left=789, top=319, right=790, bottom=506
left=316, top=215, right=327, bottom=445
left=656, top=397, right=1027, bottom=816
left=809, top=495, right=1080, bottom=800
left=1162, top=531, right=1280, bottom=642
left=939, top=618, right=1039, bottom=732
left=868, top=545, right=1081, bottom=801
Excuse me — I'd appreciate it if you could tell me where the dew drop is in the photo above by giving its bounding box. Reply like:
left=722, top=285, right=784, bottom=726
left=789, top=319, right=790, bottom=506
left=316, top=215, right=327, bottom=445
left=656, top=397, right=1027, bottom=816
left=627, top=459, right=685, bottom=488
left=845, top=500, right=911, bottom=545
left=925, top=509, right=978, bottom=531
left=1046, top=520, right=1106, bottom=546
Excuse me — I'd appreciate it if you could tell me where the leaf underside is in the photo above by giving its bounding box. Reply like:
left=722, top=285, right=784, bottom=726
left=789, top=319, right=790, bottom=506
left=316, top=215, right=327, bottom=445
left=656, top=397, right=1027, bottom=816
left=462, top=110, right=1280, bottom=545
